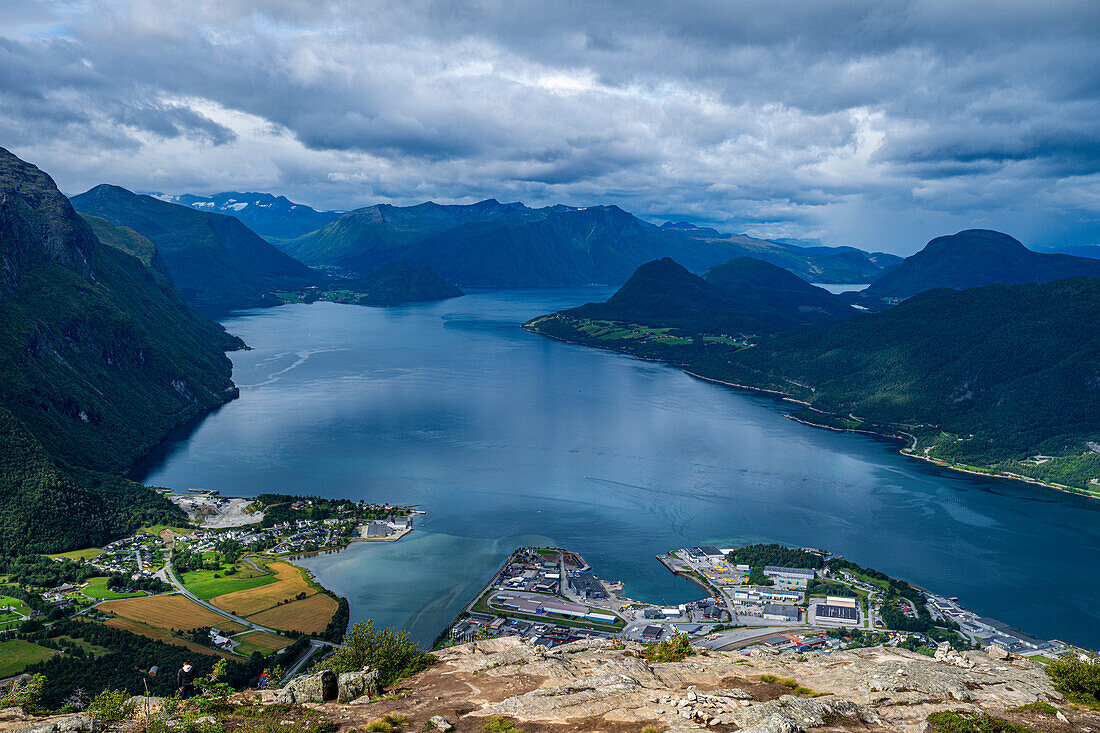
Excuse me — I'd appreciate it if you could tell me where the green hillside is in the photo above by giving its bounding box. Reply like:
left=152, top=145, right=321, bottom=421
left=0, top=148, right=239, bottom=550
left=528, top=255, right=1100, bottom=492
left=860, top=229, right=1100, bottom=302
left=71, top=185, right=322, bottom=312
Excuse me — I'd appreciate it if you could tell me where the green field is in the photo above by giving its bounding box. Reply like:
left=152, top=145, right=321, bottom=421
left=47, top=547, right=104, bottom=561
left=82, top=577, right=143, bottom=600
left=182, top=566, right=277, bottom=600
left=0, top=639, right=57, bottom=677
left=55, top=635, right=113, bottom=657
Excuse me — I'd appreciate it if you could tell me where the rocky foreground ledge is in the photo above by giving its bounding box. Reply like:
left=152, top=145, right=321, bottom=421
left=3, top=638, right=1095, bottom=733
left=306, top=637, right=1091, bottom=733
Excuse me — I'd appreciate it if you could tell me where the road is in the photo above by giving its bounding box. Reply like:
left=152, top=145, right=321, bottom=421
left=163, top=552, right=278, bottom=633
left=696, top=626, right=818, bottom=651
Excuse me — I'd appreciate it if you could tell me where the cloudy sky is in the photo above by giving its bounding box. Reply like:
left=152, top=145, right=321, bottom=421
left=2, top=0, right=1099, bottom=253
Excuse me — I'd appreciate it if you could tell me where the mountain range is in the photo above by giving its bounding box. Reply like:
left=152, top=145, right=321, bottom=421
left=278, top=199, right=899, bottom=287
left=71, top=185, right=324, bottom=312
left=526, top=233, right=1100, bottom=491
left=162, top=191, right=342, bottom=241
left=0, top=148, right=242, bottom=551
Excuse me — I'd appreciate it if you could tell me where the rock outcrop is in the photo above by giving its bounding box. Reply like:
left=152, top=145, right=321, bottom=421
left=291, top=638, right=1094, bottom=733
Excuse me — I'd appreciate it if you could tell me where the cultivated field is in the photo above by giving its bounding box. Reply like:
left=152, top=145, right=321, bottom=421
left=99, top=594, right=246, bottom=633
left=183, top=565, right=276, bottom=599
left=99, top=617, right=232, bottom=659
left=210, top=562, right=317, bottom=617
left=233, top=630, right=290, bottom=656
left=247, top=592, right=338, bottom=634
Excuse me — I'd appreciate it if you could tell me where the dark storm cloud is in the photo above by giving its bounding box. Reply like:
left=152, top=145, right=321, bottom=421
left=0, top=0, right=1098, bottom=252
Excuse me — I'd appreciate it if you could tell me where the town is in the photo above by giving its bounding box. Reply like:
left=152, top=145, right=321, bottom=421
left=0, top=493, right=417, bottom=681
left=442, top=543, right=1073, bottom=661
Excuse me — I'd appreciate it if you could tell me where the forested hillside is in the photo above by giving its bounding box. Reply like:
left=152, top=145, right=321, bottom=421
left=0, top=148, right=237, bottom=551
left=71, top=185, right=322, bottom=312
left=529, top=255, right=1100, bottom=491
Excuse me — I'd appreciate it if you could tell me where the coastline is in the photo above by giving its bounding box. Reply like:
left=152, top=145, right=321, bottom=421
left=682, top=370, right=1095, bottom=500
left=525, top=320, right=1095, bottom=499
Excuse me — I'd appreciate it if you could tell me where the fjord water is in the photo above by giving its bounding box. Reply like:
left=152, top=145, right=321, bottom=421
left=134, top=291, right=1100, bottom=648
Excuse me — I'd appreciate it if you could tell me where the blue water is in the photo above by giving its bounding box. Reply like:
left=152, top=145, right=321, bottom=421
left=134, top=290, right=1100, bottom=648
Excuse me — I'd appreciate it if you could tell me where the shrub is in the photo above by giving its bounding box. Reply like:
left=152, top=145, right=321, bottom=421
left=315, top=620, right=434, bottom=687
left=482, top=717, right=525, bottom=733
left=1009, top=702, right=1057, bottom=715
left=366, top=721, right=392, bottom=733
left=926, top=711, right=1030, bottom=733
left=643, top=633, right=693, bottom=663
left=0, top=673, right=46, bottom=713
left=87, top=688, right=138, bottom=723
left=1045, top=654, right=1100, bottom=704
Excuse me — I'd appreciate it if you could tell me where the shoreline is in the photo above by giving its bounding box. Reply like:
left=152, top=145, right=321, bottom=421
left=683, top=369, right=1096, bottom=500
left=526, top=320, right=1094, bottom=499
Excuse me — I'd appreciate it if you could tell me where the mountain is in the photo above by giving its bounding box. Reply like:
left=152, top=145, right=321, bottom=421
left=0, top=148, right=243, bottom=551
left=269, top=262, right=463, bottom=307
left=161, top=191, right=342, bottom=241
left=696, top=278, right=1100, bottom=489
left=564, top=256, right=854, bottom=334
left=281, top=200, right=896, bottom=287
left=525, top=257, right=856, bottom=364
left=71, top=185, right=323, bottom=312
left=860, top=229, right=1100, bottom=301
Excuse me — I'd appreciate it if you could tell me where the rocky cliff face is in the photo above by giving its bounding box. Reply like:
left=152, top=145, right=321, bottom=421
left=299, top=638, right=1091, bottom=733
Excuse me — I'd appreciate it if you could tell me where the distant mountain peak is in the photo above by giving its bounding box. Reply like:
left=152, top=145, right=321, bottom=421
left=862, top=229, right=1100, bottom=301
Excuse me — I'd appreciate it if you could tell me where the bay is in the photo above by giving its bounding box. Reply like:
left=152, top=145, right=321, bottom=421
left=134, top=290, right=1100, bottom=648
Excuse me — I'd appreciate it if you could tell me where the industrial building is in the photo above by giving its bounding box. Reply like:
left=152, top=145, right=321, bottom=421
left=569, top=571, right=607, bottom=600
left=763, top=603, right=801, bottom=622
left=812, top=596, right=861, bottom=627
left=764, top=565, right=816, bottom=587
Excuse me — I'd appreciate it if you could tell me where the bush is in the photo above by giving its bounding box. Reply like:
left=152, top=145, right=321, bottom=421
left=1009, top=702, right=1057, bottom=715
left=87, top=688, right=138, bottom=723
left=482, top=717, right=525, bottom=733
left=642, top=633, right=693, bottom=663
left=365, top=721, right=392, bottom=733
left=315, top=620, right=434, bottom=687
left=0, top=673, right=45, bottom=713
left=926, top=711, right=1029, bottom=733
left=1045, top=654, right=1100, bottom=704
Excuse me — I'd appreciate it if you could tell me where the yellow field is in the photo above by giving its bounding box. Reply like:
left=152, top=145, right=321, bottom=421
left=210, top=562, right=317, bottom=617
left=99, top=595, right=246, bottom=633
left=96, top=617, right=233, bottom=659
left=246, top=592, right=338, bottom=634
left=235, top=631, right=290, bottom=651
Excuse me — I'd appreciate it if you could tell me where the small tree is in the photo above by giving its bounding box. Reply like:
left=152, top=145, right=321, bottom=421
left=0, top=674, right=46, bottom=713
left=315, top=620, right=434, bottom=686
left=87, top=689, right=138, bottom=723
left=193, top=659, right=234, bottom=713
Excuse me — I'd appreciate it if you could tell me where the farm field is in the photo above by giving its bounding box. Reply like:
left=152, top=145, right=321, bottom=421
left=232, top=630, right=290, bottom=656
left=210, top=562, right=317, bottom=617
left=247, top=592, right=338, bottom=634
left=0, top=639, right=57, bottom=677
left=98, top=594, right=247, bottom=633
left=182, top=565, right=276, bottom=599
left=82, top=577, right=143, bottom=600
left=96, top=617, right=233, bottom=659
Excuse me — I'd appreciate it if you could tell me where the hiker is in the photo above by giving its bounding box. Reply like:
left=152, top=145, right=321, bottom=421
left=177, top=661, right=196, bottom=698
left=258, top=670, right=268, bottom=690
